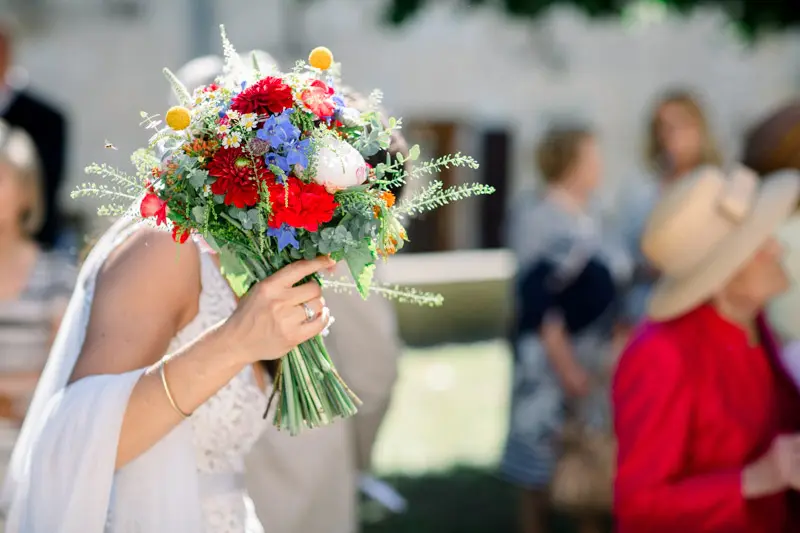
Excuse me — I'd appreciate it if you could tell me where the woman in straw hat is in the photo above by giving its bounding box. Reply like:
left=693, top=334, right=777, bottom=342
left=613, top=165, right=800, bottom=532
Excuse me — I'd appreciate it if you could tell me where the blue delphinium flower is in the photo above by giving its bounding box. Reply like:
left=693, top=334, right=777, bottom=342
left=284, top=138, right=311, bottom=169
left=267, top=223, right=299, bottom=252
left=256, top=108, right=299, bottom=147
left=332, top=93, right=345, bottom=111
left=258, top=108, right=312, bottom=180
left=265, top=152, right=290, bottom=182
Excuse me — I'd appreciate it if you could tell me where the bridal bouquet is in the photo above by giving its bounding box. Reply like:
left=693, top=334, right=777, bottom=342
left=75, top=27, right=492, bottom=435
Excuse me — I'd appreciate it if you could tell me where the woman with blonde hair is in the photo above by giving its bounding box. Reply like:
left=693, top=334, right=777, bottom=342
left=0, top=120, right=75, bottom=425
left=619, top=89, right=723, bottom=327
left=0, top=121, right=75, bottom=531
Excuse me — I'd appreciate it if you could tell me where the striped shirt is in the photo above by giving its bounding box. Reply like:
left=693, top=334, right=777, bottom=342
left=0, top=251, right=77, bottom=374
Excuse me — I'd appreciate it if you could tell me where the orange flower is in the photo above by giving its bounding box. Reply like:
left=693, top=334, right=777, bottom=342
left=183, top=138, right=220, bottom=163
left=373, top=191, right=396, bottom=218
left=380, top=191, right=396, bottom=208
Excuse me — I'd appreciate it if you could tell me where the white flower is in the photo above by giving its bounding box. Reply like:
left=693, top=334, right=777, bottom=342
left=227, top=110, right=241, bottom=121
left=202, top=184, right=212, bottom=197
left=312, top=136, right=369, bottom=192
left=222, top=131, right=242, bottom=148
left=218, top=123, right=231, bottom=135
left=239, top=113, right=258, bottom=130
left=338, top=107, right=363, bottom=127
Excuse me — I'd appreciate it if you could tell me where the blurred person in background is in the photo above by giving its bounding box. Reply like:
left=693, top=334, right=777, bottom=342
left=174, top=54, right=406, bottom=533
left=742, top=101, right=800, bottom=346
left=501, top=124, right=629, bottom=533
left=618, top=90, right=722, bottom=329
left=0, top=120, right=74, bottom=426
left=614, top=165, right=800, bottom=533
left=0, top=120, right=75, bottom=510
left=0, top=16, right=68, bottom=251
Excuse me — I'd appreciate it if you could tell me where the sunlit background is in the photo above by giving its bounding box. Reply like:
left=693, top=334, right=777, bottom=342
left=3, top=0, right=800, bottom=531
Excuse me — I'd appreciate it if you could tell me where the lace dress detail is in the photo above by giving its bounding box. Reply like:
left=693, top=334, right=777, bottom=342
left=166, top=244, right=268, bottom=533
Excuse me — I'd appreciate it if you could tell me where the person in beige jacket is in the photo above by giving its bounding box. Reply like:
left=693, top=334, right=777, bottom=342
left=175, top=56, right=407, bottom=533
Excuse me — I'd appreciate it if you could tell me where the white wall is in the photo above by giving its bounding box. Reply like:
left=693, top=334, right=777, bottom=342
left=9, top=0, right=800, bottom=230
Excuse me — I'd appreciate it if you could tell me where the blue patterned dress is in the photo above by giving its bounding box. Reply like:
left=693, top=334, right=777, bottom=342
left=500, top=193, right=626, bottom=489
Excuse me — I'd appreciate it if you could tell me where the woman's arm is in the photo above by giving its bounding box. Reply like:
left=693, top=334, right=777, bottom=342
left=540, top=315, right=589, bottom=397
left=614, top=332, right=787, bottom=532
left=69, top=229, right=332, bottom=470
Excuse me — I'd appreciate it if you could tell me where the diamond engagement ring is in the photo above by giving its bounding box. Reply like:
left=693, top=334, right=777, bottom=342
left=301, top=302, right=316, bottom=322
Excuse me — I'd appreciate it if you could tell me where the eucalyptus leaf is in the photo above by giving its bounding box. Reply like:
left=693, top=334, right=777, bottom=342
left=246, top=209, right=261, bottom=229
left=188, top=169, right=208, bottom=189
left=345, top=239, right=376, bottom=299
left=408, top=144, right=421, bottom=161
left=191, top=205, right=206, bottom=224
left=219, top=246, right=254, bottom=298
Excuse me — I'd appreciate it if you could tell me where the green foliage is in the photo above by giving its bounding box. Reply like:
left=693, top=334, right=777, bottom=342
left=376, top=152, right=480, bottom=190
left=345, top=240, right=378, bottom=298
left=356, top=0, right=800, bottom=39
left=397, top=182, right=497, bottom=217
left=323, top=277, right=444, bottom=307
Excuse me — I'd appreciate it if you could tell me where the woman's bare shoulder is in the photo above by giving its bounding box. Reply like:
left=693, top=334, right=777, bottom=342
left=101, top=227, right=197, bottom=274
left=70, top=228, right=202, bottom=381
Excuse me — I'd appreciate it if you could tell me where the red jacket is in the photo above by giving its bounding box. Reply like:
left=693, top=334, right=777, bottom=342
left=613, top=304, right=800, bottom=533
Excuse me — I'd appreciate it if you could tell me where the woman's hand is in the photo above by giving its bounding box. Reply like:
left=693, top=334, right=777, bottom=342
left=224, top=256, right=336, bottom=364
left=743, top=434, right=800, bottom=497
left=558, top=363, right=591, bottom=397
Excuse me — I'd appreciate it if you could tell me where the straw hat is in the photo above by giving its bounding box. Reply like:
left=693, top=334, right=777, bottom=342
left=642, top=165, right=800, bottom=320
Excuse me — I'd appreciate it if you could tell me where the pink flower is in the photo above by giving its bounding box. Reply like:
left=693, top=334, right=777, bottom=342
left=300, top=80, right=336, bottom=119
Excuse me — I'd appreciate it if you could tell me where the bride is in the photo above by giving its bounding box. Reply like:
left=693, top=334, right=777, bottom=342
left=0, top=214, right=334, bottom=533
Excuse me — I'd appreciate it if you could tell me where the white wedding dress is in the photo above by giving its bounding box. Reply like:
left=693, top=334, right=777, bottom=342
left=0, top=218, right=269, bottom=533
left=166, top=243, right=268, bottom=533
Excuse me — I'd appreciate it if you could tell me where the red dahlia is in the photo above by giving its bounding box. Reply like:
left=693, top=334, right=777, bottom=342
left=207, top=147, right=273, bottom=208
left=230, top=76, right=294, bottom=116
left=268, top=177, right=338, bottom=232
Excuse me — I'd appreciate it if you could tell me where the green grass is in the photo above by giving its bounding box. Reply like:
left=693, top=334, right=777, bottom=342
left=363, top=340, right=514, bottom=533
left=372, top=340, right=512, bottom=475
left=362, top=340, right=607, bottom=533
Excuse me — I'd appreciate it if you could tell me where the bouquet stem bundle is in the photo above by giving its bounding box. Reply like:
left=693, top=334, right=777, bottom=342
left=238, top=251, right=359, bottom=434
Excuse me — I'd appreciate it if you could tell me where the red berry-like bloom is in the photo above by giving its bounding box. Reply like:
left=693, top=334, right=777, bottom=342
left=207, top=147, right=273, bottom=208
left=172, top=226, right=191, bottom=244
left=230, top=76, right=294, bottom=116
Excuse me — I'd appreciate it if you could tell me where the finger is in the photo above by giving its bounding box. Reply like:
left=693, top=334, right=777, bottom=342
left=287, top=297, right=325, bottom=325
left=271, top=257, right=336, bottom=288
left=284, top=280, right=323, bottom=306
left=296, top=306, right=331, bottom=339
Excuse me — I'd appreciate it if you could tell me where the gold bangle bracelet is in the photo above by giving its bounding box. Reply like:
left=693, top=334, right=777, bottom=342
left=159, top=358, right=192, bottom=419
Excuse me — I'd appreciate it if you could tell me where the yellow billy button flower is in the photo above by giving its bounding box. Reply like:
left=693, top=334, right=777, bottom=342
left=165, top=106, right=192, bottom=131
left=308, top=46, right=334, bottom=70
